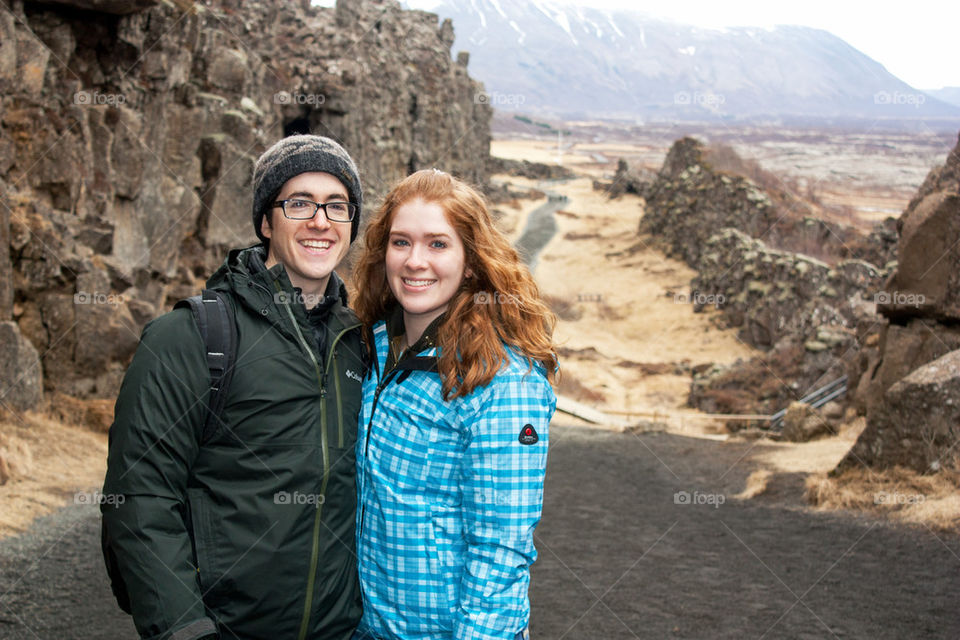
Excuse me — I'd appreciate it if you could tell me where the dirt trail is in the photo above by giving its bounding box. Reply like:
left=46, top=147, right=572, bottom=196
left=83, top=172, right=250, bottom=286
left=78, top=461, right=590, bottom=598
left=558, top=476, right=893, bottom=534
left=493, top=170, right=756, bottom=428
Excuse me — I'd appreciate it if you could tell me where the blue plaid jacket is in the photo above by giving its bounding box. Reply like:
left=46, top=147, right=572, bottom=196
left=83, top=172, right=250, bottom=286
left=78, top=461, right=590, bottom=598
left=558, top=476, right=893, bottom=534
left=355, top=321, right=556, bottom=640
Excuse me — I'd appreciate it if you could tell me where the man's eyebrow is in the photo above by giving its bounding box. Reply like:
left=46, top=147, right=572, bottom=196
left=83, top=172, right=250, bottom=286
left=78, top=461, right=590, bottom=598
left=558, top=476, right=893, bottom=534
left=283, top=190, right=349, bottom=201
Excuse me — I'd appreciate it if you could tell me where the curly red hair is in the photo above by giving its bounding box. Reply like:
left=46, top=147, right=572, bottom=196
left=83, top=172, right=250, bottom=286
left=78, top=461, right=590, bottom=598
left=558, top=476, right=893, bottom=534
left=353, top=169, right=558, bottom=399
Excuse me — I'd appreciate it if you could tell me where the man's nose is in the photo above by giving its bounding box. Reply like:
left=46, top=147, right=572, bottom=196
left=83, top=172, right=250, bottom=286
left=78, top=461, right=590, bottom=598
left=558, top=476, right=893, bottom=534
left=307, top=207, right=332, bottom=230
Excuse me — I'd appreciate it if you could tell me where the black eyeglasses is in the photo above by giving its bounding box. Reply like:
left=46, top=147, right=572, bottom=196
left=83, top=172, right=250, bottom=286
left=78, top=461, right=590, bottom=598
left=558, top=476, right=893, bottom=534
left=273, top=199, right=357, bottom=223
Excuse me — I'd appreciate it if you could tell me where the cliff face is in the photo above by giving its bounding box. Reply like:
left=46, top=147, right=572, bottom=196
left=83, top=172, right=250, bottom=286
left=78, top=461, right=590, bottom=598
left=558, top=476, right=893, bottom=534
left=840, top=132, right=960, bottom=473
left=0, top=0, right=491, bottom=408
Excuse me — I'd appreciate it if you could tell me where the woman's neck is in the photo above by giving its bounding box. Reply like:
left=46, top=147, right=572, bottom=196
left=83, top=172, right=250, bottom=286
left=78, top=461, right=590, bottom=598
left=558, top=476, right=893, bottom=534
left=402, top=314, right=430, bottom=348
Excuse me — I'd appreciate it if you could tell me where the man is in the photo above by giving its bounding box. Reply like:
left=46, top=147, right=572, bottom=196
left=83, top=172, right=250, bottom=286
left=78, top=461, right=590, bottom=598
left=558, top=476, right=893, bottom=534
left=101, top=135, right=366, bottom=640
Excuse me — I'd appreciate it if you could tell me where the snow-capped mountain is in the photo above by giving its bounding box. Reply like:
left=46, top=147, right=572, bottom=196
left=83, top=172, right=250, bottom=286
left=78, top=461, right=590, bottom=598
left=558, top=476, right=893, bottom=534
left=408, top=0, right=960, bottom=121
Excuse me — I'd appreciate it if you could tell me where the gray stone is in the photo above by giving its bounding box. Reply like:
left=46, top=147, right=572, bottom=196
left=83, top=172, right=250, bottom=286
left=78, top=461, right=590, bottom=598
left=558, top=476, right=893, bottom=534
left=15, top=26, right=50, bottom=97
left=782, top=402, right=832, bottom=442
left=72, top=270, right=140, bottom=377
left=0, top=179, right=11, bottom=321
left=0, top=321, right=43, bottom=412
left=883, top=192, right=960, bottom=321
left=0, top=12, right=15, bottom=93
left=840, top=349, right=960, bottom=473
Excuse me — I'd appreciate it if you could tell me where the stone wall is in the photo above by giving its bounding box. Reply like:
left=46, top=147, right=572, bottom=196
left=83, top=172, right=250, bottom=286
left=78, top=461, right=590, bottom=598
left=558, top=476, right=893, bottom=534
left=0, top=0, right=491, bottom=406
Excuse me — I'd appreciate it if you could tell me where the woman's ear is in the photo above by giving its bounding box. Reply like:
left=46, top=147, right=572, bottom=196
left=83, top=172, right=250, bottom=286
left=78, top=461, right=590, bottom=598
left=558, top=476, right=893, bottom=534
left=464, top=267, right=474, bottom=279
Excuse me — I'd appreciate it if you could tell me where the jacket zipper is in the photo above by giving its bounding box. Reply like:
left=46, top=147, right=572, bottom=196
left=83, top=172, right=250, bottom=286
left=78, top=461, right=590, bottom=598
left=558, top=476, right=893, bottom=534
left=275, top=301, right=326, bottom=640
left=283, top=308, right=360, bottom=640
left=357, top=348, right=401, bottom=541
left=324, top=323, right=359, bottom=448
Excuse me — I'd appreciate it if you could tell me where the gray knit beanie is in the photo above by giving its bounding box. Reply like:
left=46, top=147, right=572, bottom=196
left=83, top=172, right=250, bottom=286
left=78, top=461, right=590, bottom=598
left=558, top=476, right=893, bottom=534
left=252, top=135, right=363, bottom=244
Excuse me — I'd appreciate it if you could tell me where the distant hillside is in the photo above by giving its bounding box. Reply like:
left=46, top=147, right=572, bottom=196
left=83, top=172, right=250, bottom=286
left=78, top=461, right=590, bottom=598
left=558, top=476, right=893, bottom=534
left=413, top=0, right=960, bottom=123
left=926, top=87, right=960, bottom=108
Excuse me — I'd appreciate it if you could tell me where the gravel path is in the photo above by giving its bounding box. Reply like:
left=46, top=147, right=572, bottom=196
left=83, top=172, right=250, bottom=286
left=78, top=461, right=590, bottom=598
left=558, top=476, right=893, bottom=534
left=531, top=426, right=960, bottom=639
left=1, top=425, right=957, bottom=639
left=515, top=193, right=562, bottom=269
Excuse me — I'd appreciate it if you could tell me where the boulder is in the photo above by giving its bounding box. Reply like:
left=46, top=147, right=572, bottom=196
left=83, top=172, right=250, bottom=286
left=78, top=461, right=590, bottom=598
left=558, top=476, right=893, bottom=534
left=838, top=349, right=960, bottom=474
left=862, top=319, right=960, bottom=411
left=0, top=321, right=43, bottom=412
left=781, top=402, right=832, bottom=442
left=881, top=192, right=960, bottom=321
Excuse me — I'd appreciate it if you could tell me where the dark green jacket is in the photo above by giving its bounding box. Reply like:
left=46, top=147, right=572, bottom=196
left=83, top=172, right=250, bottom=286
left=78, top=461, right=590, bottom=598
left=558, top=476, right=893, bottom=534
left=102, top=246, right=365, bottom=640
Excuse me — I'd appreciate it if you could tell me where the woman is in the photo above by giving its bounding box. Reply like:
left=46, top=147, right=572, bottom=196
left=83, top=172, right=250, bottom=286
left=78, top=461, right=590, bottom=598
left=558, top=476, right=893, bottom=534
left=353, top=169, right=558, bottom=640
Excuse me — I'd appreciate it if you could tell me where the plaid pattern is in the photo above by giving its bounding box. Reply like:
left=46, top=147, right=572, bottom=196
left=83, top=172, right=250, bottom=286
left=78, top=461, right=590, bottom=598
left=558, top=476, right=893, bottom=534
left=356, top=321, right=556, bottom=640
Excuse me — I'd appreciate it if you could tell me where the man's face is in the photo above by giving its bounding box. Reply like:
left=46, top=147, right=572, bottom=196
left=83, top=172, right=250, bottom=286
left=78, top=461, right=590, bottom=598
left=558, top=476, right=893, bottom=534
left=261, top=171, right=352, bottom=302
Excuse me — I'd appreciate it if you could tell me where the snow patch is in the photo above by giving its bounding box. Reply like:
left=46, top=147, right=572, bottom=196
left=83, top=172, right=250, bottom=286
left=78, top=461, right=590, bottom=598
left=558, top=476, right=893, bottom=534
left=468, top=0, right=486, bottom=29
left=509, top=20, right=527, bottom=45
left=604, top=11, right=625, bottom=39
left=531, top=0, right=579, bottom=46
left=679, top=45, right=696, bottom=56
left=488, top=0, right=509, bottom=21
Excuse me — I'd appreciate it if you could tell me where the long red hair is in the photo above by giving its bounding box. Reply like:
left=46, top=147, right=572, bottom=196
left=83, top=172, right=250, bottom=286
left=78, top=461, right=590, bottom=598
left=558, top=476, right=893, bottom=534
left=353, top=169, right=558, bottom=399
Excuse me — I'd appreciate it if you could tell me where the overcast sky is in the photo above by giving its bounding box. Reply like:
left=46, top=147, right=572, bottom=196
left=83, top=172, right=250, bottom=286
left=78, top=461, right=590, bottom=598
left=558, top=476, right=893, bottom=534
left=387, top=0, right=960, bottom=89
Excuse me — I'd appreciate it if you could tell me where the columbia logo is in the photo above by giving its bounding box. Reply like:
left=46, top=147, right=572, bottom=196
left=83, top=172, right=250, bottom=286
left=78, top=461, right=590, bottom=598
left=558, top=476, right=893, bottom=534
left=346, top=369, right=363, bottom=382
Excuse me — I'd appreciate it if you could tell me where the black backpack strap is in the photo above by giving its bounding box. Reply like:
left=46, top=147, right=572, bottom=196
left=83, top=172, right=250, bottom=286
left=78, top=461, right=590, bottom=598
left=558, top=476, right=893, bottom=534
left=175, top=289, right=238, bottom=444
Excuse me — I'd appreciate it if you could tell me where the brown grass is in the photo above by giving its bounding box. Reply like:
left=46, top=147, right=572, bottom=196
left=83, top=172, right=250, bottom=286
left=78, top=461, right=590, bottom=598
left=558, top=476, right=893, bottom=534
left=806, top=466, right=960, bottom=532
left=0, top=410, right=108, bottom=536
left=554, top=371, right=607, bottom=404
left=736, top=469, right=773, bottom=499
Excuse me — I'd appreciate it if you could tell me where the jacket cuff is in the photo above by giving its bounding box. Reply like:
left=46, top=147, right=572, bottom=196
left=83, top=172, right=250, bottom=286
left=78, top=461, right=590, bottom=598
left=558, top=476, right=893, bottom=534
left=143, top=617, right=217, bottom=640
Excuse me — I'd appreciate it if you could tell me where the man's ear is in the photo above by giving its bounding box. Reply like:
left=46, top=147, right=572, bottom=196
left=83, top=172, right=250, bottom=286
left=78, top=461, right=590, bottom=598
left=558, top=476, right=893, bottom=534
left=260, top=211, right=273, bottom=239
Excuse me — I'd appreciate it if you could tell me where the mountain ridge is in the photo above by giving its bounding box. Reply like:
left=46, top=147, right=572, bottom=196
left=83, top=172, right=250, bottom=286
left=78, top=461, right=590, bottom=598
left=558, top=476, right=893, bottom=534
left=411, top=0, right=960, bottom=122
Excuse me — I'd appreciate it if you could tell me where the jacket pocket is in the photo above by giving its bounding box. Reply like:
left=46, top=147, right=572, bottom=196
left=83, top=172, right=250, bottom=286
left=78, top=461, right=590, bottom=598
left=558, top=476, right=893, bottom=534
left=186, top=488, right=223, bottom=607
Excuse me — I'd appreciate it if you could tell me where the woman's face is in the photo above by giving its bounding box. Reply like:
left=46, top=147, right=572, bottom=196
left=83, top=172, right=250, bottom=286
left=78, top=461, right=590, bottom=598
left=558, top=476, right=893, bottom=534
left=385, top=198, right=468, bottom=335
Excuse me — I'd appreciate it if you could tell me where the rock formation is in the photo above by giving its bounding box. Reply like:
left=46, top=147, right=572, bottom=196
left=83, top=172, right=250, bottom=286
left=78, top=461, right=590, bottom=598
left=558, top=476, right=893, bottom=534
left=840, top=132, right=960, bottom=473
left=1, top=0, right=491, bottom=409
left=594, top=158, right=653, bottom=198
left=637, top=138, right=891, bottom=422
left=641, top=137, right=895, bottom=271
left=691, top=228, right=881, bottom=349
left=841, top=349, right=960, bottom=473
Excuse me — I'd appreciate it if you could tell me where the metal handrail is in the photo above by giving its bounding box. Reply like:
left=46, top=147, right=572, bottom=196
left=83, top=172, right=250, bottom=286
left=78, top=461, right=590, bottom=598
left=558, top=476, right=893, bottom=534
left=769, top=375, right=848, bottom=431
